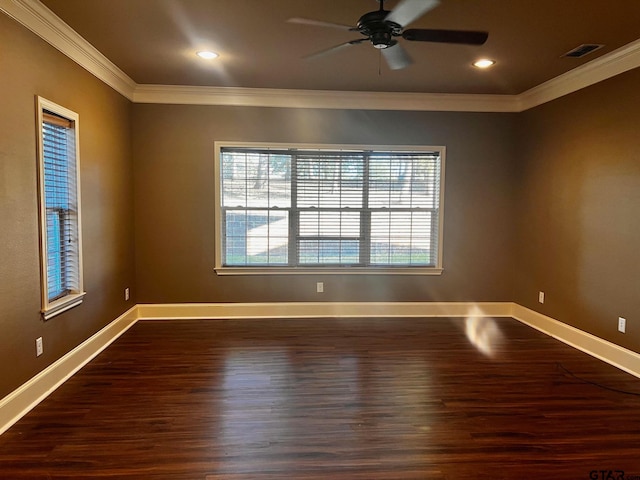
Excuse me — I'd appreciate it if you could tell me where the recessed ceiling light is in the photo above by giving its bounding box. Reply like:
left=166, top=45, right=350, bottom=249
left=473, top=59, right=495, bottom=69
left=196, top=51, right=219, bottom=60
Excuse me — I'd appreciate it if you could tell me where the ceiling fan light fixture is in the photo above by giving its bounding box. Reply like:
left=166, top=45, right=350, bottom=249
left=196, top=51, right=219, bottom=60
left=473, top=58, right=495, bottom=69
left=370, top=31, right=394, bottom=49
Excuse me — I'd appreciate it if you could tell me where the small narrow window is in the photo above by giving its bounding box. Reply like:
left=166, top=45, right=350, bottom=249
left=36, top=97, right=85, bottom=319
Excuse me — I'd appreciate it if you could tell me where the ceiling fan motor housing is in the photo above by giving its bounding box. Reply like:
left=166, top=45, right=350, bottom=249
left=356, top=10, right=402, bottom=49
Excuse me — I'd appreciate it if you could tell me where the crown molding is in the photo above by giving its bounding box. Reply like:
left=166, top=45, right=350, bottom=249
left=0, top=0, right=136, bottom=99
left=519, top=38, right=640, bottom=111
left=3, top=0, right=640, bottom=112
left=133, top=84, right=520, bottom=112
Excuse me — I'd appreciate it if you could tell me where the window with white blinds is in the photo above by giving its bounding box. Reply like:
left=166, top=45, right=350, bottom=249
left=37, top=97, right=85, bottom=319
left=216, top=144, right=444, bottom=274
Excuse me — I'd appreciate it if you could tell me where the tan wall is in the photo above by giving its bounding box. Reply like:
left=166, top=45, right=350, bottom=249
left=132, top=105, right=517, bottom=303
left=514, top=68, right=640, bottom=352
left=0, top=14, right=135, bottom=398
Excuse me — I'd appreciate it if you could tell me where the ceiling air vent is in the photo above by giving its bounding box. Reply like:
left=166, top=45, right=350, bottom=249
left=562, top=44, right=604, bottom=58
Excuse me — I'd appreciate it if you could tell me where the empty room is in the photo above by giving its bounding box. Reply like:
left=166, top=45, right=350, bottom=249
left=1, top=0, right=640, bottom=478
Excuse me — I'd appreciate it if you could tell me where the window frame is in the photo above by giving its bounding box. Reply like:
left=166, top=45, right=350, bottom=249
left=214, top=142, right=445, bottom=275
left=36, top=96, right=85, bottom=319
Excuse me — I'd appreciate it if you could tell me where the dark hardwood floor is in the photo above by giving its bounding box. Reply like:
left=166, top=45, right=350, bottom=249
left=2, top=317, right=640, bottom=479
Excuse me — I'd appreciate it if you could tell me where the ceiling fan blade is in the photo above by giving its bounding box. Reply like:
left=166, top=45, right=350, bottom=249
left=403, top=28, right=488, bottom=45
left=287, top=17, right=355, bottom=31
left=304, top=38, right=368, bottom=60
left=381, top=44, right=413, bottom=70
left=385, top=0, right=440, bottom=28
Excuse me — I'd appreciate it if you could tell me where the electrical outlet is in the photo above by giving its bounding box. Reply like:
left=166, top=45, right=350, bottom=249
left=618, top=317, right=626, bottom=333
left=124, top=287, right=130, bottom=301
left=36, top=337, right=43, bottom=357
left=538, top=291, right=545, bottom=304
left=316, top=282, right=324, bottom=293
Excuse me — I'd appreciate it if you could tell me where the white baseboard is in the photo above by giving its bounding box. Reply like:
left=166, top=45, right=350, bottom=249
left=0, top=306, right=139, bottom=436
left=2, top=301, right=639, bottom=437
left=136, top=301, right=513, bottom=320
left=510, top=303, right=640, bottom=379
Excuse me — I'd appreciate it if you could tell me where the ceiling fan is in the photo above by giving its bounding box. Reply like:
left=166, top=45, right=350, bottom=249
left=288, top=0, right=488, bottom=70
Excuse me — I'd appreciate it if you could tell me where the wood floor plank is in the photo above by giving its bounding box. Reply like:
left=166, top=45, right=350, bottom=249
left=2, top=317, right=640, bottom=479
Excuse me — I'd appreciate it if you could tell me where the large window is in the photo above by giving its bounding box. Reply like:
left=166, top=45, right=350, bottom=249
left=215, top=143, right=444, bottom=274
left=36, top=97, right=85, bottom=319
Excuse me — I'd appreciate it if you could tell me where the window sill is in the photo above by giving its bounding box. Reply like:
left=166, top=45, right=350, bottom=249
left=42, top=292, right=86, bottom=320
left=215, top=267, right=444, bottom=276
